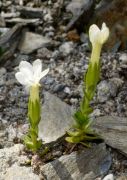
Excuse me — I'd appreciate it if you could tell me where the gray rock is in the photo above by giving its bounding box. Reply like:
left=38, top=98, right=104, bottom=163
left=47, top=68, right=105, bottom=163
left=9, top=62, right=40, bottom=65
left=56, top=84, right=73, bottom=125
left=116, top=175, right=127, bottom=180
left=38, top=92, right=74, bottom=143
left=0, top=68, right=6, bottom=86
left=5, top=164, right=40, bottom=180
left=119, top=53, right=127, bottom=64
left=0, top=144, right=24, bottom=179
left=97, top=79, right=120, bottom=103
left=18, top=32, right=51, bottom=54
left=12, top=54, right=29, bottom=67
left=1, top=12, right=20, bottom=19
left=64, top=87, right=71, bottom=94
left=59, top=42, right=74, bottom=56
left=37, top=47, right=52, bottom=59
left=18, top=6, right=44, bottom=18
left=66, top=0, right=90, bottom=16
left=53, top=84, right=65, bottom=93
left=92, top=116, right=127, bottom=155
left=0, top=16, right=6, bottom=27
left=90, top=108, right=102, bottom=117
left=43, top=12, right=53, bottom=22
left=5, top=18, right=41, bottom=25
left=97, top=80, right=111, bottom=103
left=7, top=125, right=17, bottom=142
left=40, top=144, right=112, bottom=180
left=65, top=0, right=95, bottom=31
left=0, top=28, right=10, bottom=35
left=0, top=23, right=24, bottom=64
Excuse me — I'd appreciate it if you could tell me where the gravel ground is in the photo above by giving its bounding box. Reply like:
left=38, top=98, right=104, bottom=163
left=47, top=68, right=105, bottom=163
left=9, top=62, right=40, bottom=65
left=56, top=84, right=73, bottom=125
left=1, top=50, right=127, bottom=123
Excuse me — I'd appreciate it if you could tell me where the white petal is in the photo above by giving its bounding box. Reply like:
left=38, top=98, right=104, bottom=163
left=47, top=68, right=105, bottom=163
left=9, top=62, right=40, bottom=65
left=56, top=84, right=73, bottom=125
left=89, top=24, right=100, bottom=45
left=19, top=61, right=33, bottom=77
left=20, top=68, right=34, bottom=82
left=36, top=68, right=49, bottom=83
left=103, top=174, right=114, bottom=180
left=33, top=59, right=42, bottom=78
left=100, top=22, right=109, bottom=44
left=15, top=72, right=32, bottom=86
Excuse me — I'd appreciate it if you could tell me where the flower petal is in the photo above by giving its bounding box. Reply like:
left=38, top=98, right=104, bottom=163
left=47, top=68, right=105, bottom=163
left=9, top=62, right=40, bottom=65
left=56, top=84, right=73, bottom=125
left=100, top=22, right=109, bottom=44
left=36, top=68, right=49, bottom=83
left=20, top=68, right=34, bottom=82
left=15, top=72, right=32, bottom=86
left=19, top=61, right=33, bottom=77
left=89, top=24, right=100, bottom=45
left=33, top=59, right=42, bottom=78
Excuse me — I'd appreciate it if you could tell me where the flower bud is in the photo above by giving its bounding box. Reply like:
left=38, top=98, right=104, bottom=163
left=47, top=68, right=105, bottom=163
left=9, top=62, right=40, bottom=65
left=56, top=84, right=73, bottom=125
left=89, top=23, right=109, bottom=46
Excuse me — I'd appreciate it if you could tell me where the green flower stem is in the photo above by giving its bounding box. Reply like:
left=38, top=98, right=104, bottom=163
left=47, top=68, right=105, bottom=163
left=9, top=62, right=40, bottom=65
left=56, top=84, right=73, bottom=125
left=30, top=85, right=39, bottom=103
left=24, top=84, right=42, bottom=151
left=66, top=23, right=109, bottom=145
left=81, top=44, right=102, bottom=116
left=66, top=43, right=103, bottom=145
left=90, top=43, right=102, bottom=65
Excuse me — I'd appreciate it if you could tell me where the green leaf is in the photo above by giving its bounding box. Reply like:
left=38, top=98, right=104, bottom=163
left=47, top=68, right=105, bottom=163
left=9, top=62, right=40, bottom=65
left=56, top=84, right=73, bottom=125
left=85, top=62, right=100, bottom=91
left=73, top=110, right=85, bottom=126
left=65, top=136, right=83, bottom=143
left=28, top=99, right=41, bottom=127
left=67, top=130, right=82, bottom=137
left=23, top=134, right=42, bottom=152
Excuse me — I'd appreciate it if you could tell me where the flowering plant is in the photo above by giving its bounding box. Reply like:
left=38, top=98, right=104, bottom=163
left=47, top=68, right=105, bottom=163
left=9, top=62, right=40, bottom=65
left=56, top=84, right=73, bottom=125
left=66, top=23, right=109, bottom=146
left=15, top=59, right=49, bottom=151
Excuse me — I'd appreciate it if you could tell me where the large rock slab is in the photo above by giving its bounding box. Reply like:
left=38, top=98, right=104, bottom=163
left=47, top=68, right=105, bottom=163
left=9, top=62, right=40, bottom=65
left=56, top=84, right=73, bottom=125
left=0, top=23, right=24, bottom=64
left=0, top=144, right=40, bottom=180
left=38, top=92, right=74, bottom=144
left=5, top=164, right=39, bottom=180
left=66, top=0, right=95, bottom=31
left=0, top=144, right=24, bottom=179
left=92, top=116, right=127, bottom=155
left=40, top=144, right=112, bottom=180
left=18, top=32, right=51, bottom=54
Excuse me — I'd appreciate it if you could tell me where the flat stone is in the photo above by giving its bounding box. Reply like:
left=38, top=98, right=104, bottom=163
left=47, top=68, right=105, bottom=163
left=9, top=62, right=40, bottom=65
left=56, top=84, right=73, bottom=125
left=1, top=12, right=20, bottom=19
left=5, top=164, right=39, bottom=180
left=66, top=0, right=90, bottom=16
left=0, top=16, right=6, bottom=27
left=18, top=32, right=51, bottom=54
left=40, top=144, right=112, bottom=179
left=5, top=18, right=40, bottom=25
left=17, top=6, right=44, bottom=18
left=0, top=23, right=24, bottom=64
left=92, top=116, right=127, bottom=155
left=0, top=144, right=24, bottom=179
left=116, top=176, right=127, bottom=180
left=65, top=0, right=95, bottom=31
left=38, top=92, right=74, bottom=144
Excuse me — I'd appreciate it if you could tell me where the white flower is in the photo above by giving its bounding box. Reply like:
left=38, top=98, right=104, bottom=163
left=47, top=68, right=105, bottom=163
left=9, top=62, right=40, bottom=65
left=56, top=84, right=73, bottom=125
left=89, top=22, right=109, bottom=46
left=103, top=174, right=114, bottom=180
left=15, top=59, right=49, bottom=89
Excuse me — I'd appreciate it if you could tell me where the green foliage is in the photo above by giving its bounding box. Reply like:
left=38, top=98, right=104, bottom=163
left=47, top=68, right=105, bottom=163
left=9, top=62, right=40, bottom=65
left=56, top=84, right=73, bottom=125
left=24, top=88, right=42, bottom=152
left=28, top=99, right=41, bottom=127
left=66, top=45, right=102, bottom=146
left=24, top=127, right=42, bottom=152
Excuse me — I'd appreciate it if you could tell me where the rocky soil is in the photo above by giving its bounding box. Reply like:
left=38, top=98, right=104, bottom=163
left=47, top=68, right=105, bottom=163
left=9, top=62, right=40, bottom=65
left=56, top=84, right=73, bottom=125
left=0, top=0, right=127, bottom=179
